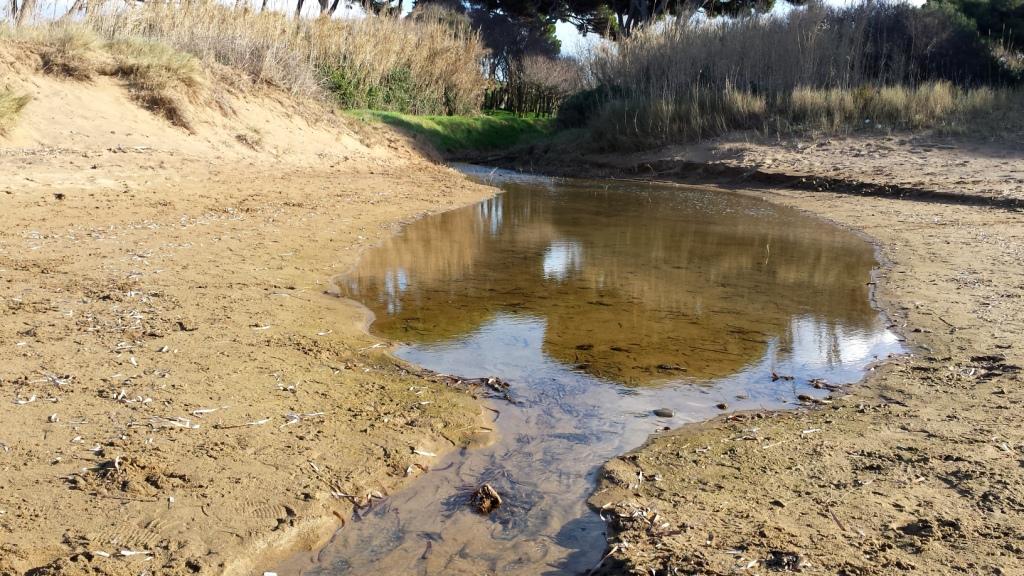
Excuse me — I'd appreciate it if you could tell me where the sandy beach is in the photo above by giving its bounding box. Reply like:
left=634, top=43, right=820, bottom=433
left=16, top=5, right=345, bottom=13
left=0, top=66, right=495, bottom=575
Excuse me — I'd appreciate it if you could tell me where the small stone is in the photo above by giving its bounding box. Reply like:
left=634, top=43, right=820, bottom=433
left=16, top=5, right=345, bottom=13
left=653, top=408, right=674, bottom=418
left=766, top=550, right=804, bottom=571
left=715, top=403, right=728, bottom=410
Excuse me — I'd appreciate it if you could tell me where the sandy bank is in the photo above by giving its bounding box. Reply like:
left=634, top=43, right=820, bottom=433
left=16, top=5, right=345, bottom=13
left=0, top=62, right=494, bottom=575
left=577, top=136, right=1024, bottom=574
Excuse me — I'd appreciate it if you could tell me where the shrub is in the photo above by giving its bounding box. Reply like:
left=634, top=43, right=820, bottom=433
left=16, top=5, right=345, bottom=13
left=488, top=55, right=583, bottom=116
left=325, top=65, right=420, bottom=112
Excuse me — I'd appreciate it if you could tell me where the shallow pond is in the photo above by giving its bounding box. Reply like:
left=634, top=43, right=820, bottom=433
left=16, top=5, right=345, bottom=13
left=276, top=166, right=901, bottom=575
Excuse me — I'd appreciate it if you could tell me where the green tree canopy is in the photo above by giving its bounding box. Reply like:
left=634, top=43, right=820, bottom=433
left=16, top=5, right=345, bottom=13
left=928, top=0, right=1024, bottom=45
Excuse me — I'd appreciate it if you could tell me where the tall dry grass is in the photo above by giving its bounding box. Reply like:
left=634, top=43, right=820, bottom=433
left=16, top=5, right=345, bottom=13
left=3, top=1, right=489, bottom=116
left=83, top=2, right=488, bottom=114
left=574, top=1, right=1024, bottom=148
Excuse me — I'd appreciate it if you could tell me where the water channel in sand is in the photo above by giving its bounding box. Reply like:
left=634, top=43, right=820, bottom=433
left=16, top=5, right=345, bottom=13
left=274, top=166, right=902, bottom=575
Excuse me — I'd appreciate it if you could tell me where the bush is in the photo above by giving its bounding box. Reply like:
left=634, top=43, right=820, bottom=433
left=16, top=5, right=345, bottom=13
left=556, top=84, right=634, bottom=128
left=586, top=81, right=1019, bottom=150
left=325, top=65, right=422, bottom=113
left=851, top=2, right=1011, bottom=85
left=487, top=56, right=583, bottom=116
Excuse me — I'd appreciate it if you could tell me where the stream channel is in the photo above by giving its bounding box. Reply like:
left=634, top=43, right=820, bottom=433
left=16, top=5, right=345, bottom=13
left=274, top=165, right=903, bottom=575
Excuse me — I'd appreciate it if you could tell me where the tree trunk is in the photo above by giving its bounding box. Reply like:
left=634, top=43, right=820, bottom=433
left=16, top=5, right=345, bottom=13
left=15, top=0, right=35, bottom=25
left=632, top=0, right=649, bottom=28
left=63, top=0, right=88, bottom=18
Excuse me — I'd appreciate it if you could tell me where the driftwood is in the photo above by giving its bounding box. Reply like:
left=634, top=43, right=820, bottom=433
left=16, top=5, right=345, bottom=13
left=470, top=483, right=502, bottom=514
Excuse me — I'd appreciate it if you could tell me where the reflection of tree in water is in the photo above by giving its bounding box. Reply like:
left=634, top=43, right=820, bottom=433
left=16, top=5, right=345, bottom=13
left=339, top=180, right=884, bottom=385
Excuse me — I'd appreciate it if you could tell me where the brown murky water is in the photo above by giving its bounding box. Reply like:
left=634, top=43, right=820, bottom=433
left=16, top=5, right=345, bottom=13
left=275, top=167, right=901, bottom=575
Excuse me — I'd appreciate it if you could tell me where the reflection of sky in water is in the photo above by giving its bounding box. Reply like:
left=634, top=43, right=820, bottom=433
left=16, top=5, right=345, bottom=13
left=400, top=312, right=901, bottom=403
left=542, top=240, right=584, bottom=282
left=381, top=268, right=409, bottom=315
left=786, top=315, right=901, bottom=375
left=341, top=167, right=902, bottom=385
left=296, top=311, right=903, bottom=576
left=479, top=196, right=504, bottom=236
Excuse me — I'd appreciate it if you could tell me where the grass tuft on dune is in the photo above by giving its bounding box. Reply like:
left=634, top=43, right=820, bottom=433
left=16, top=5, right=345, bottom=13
left=0, top=89, right=30, bottom=135
left=107, top=40, right=208, bottom=131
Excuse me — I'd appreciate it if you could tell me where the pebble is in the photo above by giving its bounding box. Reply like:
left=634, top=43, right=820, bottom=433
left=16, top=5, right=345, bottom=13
left=653, top=408, right=674, bottom=418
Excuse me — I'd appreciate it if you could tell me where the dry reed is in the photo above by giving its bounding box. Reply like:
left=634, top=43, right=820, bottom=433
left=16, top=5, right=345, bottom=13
left=4, top=1, right=489, bottom=117
left=579, top=1, right=1023, bottom=148
left=82, top=1, right=488, bottom=113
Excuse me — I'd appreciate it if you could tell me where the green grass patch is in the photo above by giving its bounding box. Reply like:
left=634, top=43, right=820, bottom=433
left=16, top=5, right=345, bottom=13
left=350, top=110, right=557, bottom=154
